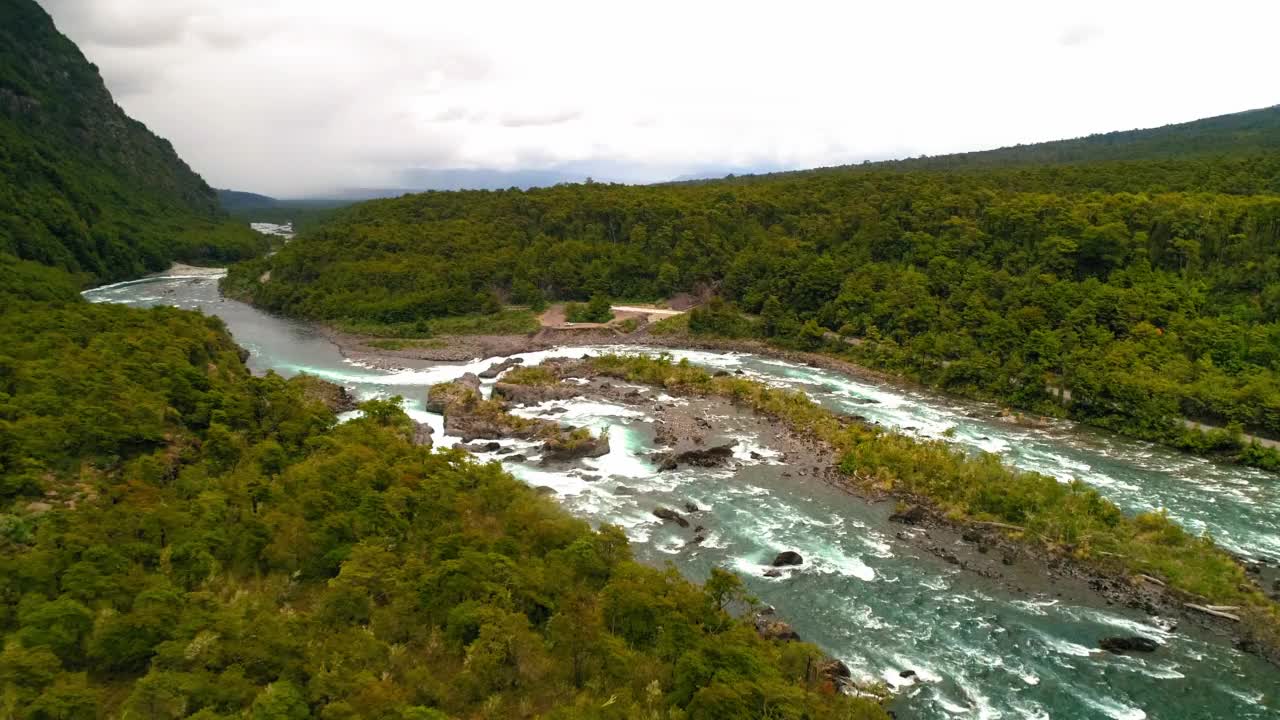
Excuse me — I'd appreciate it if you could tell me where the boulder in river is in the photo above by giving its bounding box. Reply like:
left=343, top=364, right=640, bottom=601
left=502, top=454, right=527, bottom=463
left=889, top=504, right=928, bottom=525
left=672, top=442, right=736, bottom=467
left=541, top=427, right=610, bottom=463
left=614, top=485, right=636, bottom=495
left=683, top=501, right=700, bottom=513
left=492, top=382, right=579, bottom=405
left=1100, top=636, right=1160, bottom=654
left=763, top=569, right=783, bottom=578
left=478, top=357, right=523, bottom=379
left=426, top=373, right=482, bottom=413
left=653, top=507, right=690, bottom=527
left=464, top=441, right=502, bottom=453
left=771, top=551, right=804, bottom=567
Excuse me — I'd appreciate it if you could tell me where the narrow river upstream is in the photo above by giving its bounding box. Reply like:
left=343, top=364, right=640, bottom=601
left=85, top=270, right=1280, bottom=719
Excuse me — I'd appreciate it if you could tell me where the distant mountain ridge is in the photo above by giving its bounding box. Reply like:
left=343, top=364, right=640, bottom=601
left=874, top=104, right=1280, bottom=170
left=0, top=0, right=260, bottom=283
left=217, top=188, right=279, bottom=211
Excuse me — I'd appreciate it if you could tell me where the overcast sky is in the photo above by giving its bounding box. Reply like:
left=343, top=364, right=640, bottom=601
left=38, top=0, right=1280, bottom=197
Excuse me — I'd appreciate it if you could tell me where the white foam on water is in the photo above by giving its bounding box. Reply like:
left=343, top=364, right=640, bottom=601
left=1011, top=598, right=1059, bottom=616
left=730, top=438, right=783, bottom=464
left=1034, top=632, right=1094, bottom=657
left=848, top=605, right=889, bottom=630
left=583, top=424, right=657, bottom=480
left=808, top=544, right=876, bottom=581
left=1077, top=694, right=1147, bottom=720
left=698, top=532, right=729, bottom=550
left=933, top=695, right=972, bottom=715
left=1069, top=609, right=1176, bottom=640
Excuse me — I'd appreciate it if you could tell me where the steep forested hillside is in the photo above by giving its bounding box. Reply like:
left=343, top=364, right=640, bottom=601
left=227, top=113, right=1280, bottom=467
left=0, top=0, right=266, bottom=282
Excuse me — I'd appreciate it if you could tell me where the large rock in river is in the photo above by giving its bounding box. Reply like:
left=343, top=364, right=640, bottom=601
left=771, top=551, right=804, bottom=567
left=478, top=357, right=523, bottom=379
left=425, top=373, right=482, bottom=413
left=493, top=382, right=580, bottom=406
left=654, top=442, right=737, bottom=471
left=541, top=427, right=610, bottom=463
left=653, top=507, right=690, bottom=527
left=1100, top=636, right=1159, bottom=654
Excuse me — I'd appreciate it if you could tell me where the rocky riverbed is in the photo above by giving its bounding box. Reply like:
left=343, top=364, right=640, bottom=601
left=425, top=356, right=1267, bottom=667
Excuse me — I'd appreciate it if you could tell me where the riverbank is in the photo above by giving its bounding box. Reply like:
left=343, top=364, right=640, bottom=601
left=422, top=353, right=1280, bottom=669
left=582, top=355, right=1280, bottom=665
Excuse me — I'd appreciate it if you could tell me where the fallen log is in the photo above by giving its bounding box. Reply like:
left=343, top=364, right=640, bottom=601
left=1136, top=574, right=1166, bottom=587
left=1185, top=603, right=1241, bottom=622
left=973, top=521, right=1025, bottom=532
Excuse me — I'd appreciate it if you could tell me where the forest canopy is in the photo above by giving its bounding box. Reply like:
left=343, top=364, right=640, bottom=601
left=226, top=127, right=1280, bottom=467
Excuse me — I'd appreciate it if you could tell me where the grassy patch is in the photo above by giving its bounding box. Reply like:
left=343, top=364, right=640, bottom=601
left=586, top=353, right=1280, bottom=649
left=649, top=313, right=690, bottom=336
left=431, top=309, right=539, bottom=335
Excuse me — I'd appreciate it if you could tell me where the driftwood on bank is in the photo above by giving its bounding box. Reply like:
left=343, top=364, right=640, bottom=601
left=1185, top=603, right=1242, bottom=622
left=972, top=521, right=1025, bottom=532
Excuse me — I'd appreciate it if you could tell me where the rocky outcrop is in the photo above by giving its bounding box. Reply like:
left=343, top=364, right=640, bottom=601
left=1100, top=636, right=1159, bottom=654
left=410, top=421, right=434, bottom=448
left=653, top=507, right=690, bottom=527
left=753, top=609, right=800, bottom=641
left=541, top=428, right=610, bottom=463
left=771, top=551, right=804, bottom=567
left=493, top=382, right=580, bottom=406
left=817, top=659, right=853, bottom=690
left=292, top=375, right=359, bottom=413
left=425, top=373, right=482, bottom=413
left=479, top=358, right=524, bottom=379
left=429, top=376, right=560, bottom=442
left=889, top=504, right=928, bottom=525
left=654, top=442, right=737, bottom=471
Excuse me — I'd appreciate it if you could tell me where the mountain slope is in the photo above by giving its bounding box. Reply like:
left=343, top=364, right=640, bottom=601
left=883, top=104, right=1280, bottom=170
left=0, top=0, right=263, bottom=282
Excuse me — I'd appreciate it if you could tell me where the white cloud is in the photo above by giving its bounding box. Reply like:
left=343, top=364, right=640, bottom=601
left=37, top=0, right=1280, bottom=196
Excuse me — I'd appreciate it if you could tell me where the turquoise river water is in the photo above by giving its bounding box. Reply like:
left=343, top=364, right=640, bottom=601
left=85, top=270, right=1280, bottom=719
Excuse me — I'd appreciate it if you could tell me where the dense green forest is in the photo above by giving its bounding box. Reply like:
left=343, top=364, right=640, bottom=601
left=0, top=265, right=880, bottom=718
left=226, top=123, right=1280, bottom=466
left=0, top=0, right=268, bottom=283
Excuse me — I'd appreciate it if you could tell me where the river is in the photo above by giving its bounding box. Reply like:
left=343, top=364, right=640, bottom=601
left=85, top=269, right=1280, bottom=719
